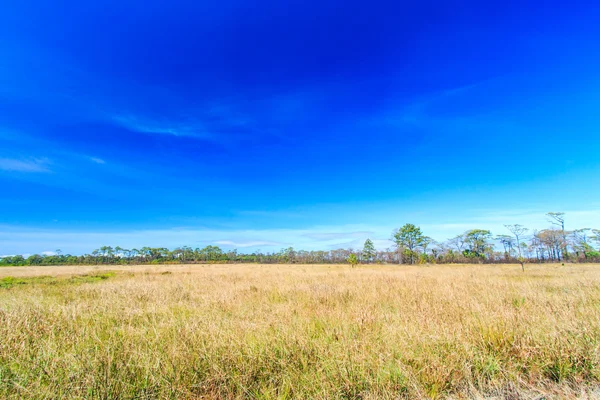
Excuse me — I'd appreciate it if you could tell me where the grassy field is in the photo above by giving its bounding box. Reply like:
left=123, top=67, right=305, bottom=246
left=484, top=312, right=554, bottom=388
left=1, top=263, right=600, bottom=399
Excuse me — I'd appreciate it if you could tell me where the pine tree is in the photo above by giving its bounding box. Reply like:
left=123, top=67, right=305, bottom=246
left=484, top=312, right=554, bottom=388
left=362, top=239, right=376, bottom=263
left=392, top=223, right=425, bottom=264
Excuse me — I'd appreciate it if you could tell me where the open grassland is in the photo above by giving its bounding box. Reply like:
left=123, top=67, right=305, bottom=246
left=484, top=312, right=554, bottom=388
left=1, top=263, right=600, bottom=399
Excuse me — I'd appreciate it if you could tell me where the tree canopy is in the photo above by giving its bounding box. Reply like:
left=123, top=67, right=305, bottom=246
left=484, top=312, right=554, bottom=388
left=2, top=212, right=598, bottom=267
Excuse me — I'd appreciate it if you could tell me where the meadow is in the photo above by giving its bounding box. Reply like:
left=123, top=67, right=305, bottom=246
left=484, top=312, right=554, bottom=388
left=1, top=263, right=599, bottom=399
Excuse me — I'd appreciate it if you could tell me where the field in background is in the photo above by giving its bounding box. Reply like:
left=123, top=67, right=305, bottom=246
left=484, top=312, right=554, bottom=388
left=1, top=263, right=600, bottom=399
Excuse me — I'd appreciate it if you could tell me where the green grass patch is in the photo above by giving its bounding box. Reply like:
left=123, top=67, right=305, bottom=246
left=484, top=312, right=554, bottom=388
left=0, top=272, right=115, bottom=289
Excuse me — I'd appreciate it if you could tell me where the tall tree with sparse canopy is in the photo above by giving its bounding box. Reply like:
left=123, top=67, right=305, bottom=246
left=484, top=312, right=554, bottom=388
left=362, top=239, right=376, bottom=263
left=547, top=212, right=568, bottom=260
left=505, top=224, right=528, bottom=271
left=392, top=224, right=425, bottom=264
left=592, top=229, right=600, bottom=250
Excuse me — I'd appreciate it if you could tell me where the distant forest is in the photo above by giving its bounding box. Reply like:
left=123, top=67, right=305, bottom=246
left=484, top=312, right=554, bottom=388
left=2, top=212, right=599, bottom=267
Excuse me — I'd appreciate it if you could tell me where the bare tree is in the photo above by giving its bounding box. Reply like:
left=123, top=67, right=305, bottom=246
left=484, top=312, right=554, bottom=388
left=505, top=224, right=528, bottom=271
left=537, top=229, right=565, bottom=261
left=496, top=234, right=516, bottom=261
left=592, top=229, right=600, bottom=250
left=448, top=234, right=466, bottom=253
left=547, top=212, right=568, bottom=260
left=571, top=228, right=593, bottom=259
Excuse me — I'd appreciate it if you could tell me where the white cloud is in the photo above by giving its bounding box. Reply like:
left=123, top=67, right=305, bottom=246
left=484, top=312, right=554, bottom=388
left=373, top=239, right=395, bottom=249
left=213, top=240, right=283, bottom=248
left=0, top=158, right=51, bottom=173
left=89, top=157, right=105, bottom=164
left=303, top=231, right=373, bottom=240
left=111, top=114, right=213, bottom=138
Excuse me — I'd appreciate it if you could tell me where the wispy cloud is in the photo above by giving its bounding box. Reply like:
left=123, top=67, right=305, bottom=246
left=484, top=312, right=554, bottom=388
left=213, top=240, right=283, bottom=248
left=373, top=78, right=500, bottom=128
left=237, top=209, right=304, bottom=218
left=109, top=103, right=254, bottom=141
left=327, top=237, right=395, bottom=250
left=0, top=158, right=51, bottom=173
left=89, top=157, right=106, bottom=164
left=303, top=231, right=373, bottom=241
left=111, top=114, right=214, bottom=138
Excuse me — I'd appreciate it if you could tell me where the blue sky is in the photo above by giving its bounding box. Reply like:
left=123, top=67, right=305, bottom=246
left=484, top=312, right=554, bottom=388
left=1, top=0, right=599, bottom=255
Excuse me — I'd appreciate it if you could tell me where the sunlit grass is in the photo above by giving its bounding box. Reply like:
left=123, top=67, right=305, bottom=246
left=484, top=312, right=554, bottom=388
left=1, top=263, right=599, bottom=399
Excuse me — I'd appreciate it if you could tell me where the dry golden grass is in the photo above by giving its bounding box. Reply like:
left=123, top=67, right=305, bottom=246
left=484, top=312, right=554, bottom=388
left=1, top=263, right=600, bottom=399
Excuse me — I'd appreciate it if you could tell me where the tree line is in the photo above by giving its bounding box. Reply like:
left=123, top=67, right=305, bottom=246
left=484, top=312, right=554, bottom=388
left=1, top=212, right=599, bottom=267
